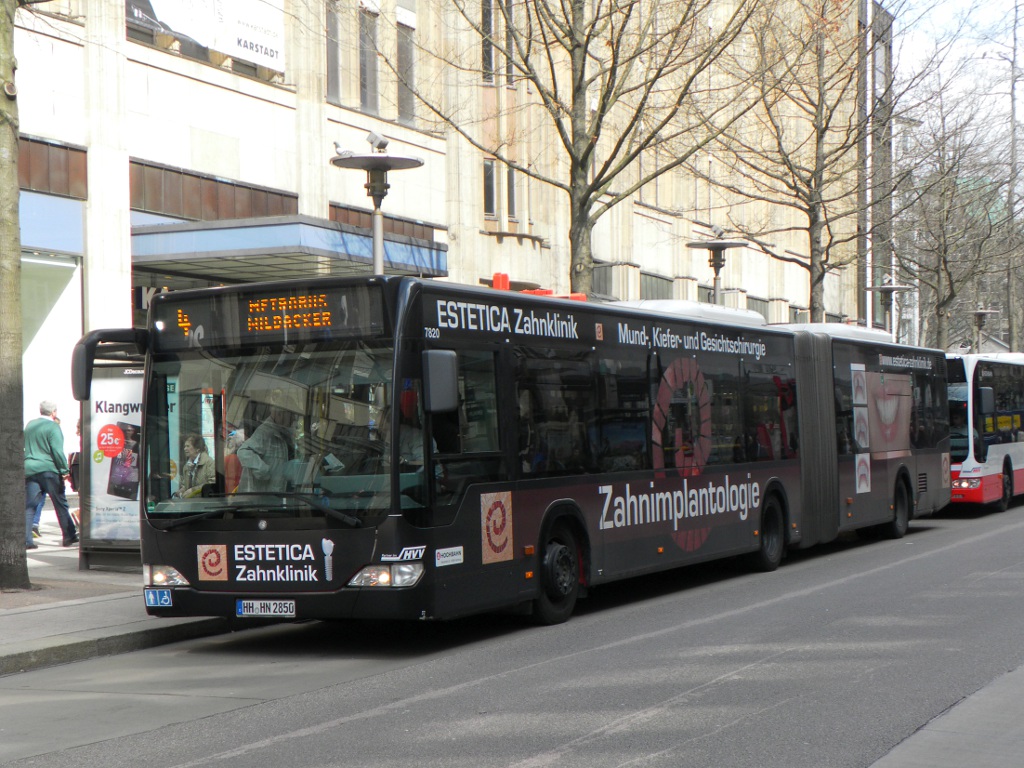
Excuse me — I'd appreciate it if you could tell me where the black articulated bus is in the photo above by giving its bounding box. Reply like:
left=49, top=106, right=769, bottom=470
left=71, top=276, right=950, bottom=624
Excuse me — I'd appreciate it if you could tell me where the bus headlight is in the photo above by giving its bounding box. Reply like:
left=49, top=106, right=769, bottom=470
left=347, top=562, right=424, bottom=588
left=144, top=564, right=190, bottom=587
left=953, top=478, right=982, bottom=489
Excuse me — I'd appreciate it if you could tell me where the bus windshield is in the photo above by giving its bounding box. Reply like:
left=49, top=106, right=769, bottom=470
left=948, top=382, right=970, bottom=463
left=144, top=340, right=394, bottom=526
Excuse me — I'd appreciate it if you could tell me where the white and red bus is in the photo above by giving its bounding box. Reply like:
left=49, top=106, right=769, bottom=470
left=947, top=354, right=1024, bottom=510
left=71, top=276, right=950, bottom=624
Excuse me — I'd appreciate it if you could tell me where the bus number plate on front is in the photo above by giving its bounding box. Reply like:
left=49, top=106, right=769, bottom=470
left=235, top=599, right=296, bottom=618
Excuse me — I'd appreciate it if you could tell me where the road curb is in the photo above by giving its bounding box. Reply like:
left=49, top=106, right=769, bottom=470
left=0, top=617, right=236, bottom=677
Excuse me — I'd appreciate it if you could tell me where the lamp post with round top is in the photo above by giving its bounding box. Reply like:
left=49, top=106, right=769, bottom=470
left=331, top=134, right=423, bottom=275
left=866, top=280, right=913, bottom=341
left=686, top=238, right=745, bottom=305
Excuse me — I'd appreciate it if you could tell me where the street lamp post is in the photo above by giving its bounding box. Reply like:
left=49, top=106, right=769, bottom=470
left=686, top=238, right=745, bottom=305
left=972, top=307, right=999, bottom=352
left=866, top=280, right=913, bottom=341
left=330, top=133, right=423, bottom=275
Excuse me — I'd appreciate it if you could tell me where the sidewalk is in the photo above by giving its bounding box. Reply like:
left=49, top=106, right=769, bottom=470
left=0, top=518, right=235, bottom=677
left=870, top=665, right=1024, bottom=767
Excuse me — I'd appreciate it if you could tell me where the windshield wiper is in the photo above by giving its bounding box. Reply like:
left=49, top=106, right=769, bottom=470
left=158, top=492, right=362, bottom=530
left=160, top=507, right=241, bottom=530
left=226, top=491, right=363, bottom=528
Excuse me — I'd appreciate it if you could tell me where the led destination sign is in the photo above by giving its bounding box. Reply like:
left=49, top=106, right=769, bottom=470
left=245, top=294, right=333, bottom=332
left=152, top=284, right=385, bottom=351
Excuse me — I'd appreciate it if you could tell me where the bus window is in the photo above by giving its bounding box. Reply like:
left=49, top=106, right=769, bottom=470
left=516, top=348, right=596, bottom=476
left=592, top=356, right=650, bottom=473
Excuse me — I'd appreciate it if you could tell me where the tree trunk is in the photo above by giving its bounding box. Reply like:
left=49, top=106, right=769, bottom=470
left=0, top=0, right=30, bottom=590
left=808, top=204, right=827, bottom=322
left=568, top=191, right=593, bottom=295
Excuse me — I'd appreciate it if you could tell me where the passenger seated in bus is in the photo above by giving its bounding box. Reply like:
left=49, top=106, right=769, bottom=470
left=236, top=395, right=296, bottom=492
left=174, top=434, right=216, bottom=498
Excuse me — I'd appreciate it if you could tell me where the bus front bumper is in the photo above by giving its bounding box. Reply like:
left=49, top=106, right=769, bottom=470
left=950, top=471, right=1002, bottom=505
left=142, top=586, right=435, bottom=621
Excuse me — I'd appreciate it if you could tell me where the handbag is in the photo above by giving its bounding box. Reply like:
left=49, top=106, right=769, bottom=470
left=67, top=451, right=81, bottom=492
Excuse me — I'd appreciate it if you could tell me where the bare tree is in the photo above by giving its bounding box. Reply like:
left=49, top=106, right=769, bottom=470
left=392, top=0, right=760, bottom=294
left=896, top=79, right=1012, bottom=351
left=698, top=0, right=938, bottom=322
left=0, top=0, right=28, bottom=590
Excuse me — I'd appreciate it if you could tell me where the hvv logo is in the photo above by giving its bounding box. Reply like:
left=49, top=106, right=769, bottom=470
left=380, top=547, right=425, bottom=562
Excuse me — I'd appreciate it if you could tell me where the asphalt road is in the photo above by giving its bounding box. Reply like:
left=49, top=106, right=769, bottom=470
left=4, top=504, right=1024, bottom=768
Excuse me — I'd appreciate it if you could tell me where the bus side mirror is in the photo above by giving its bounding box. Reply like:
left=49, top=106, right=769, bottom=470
left=979, top=387, right=995, bottom=416
left=71, top=328, right=148, bottom=401
left=71, top=339, right=95, bottom=402
left=422, top=350, right=458, bottom=413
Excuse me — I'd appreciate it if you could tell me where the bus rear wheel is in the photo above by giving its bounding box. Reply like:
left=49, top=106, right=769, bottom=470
left=883, top=481, right=911, bottom=539
left=749, top=496, right=784, bottom=572
left=534, top=522, right=580, bottom=625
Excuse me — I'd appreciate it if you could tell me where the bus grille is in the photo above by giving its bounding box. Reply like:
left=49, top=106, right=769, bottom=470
left=918, top=473, right=928, bottom=494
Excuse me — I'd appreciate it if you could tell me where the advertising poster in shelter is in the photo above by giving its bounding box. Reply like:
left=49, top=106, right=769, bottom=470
left=86, top=366, right=145, bottom=542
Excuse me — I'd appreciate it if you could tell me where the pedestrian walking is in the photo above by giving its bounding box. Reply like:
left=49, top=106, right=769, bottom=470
left=24, top=401, right=78, bottom=548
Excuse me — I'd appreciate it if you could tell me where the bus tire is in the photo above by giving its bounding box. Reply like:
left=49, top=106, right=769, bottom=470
left=750, top=495, right=784, bottom=572
left=993, top=462, right=1013, bottom=512
left=884, top=480, right=911, bottom=539
left=534, top=522, right=580, bottom=625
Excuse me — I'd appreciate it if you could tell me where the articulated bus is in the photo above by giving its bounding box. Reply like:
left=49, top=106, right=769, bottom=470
left=947, top=354, right=1024, bottom=510
left=71, top=276, right=950, bottom=624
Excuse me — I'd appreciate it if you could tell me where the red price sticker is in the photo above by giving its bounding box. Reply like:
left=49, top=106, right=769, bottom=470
left=97, top=424, right=125, bottom=458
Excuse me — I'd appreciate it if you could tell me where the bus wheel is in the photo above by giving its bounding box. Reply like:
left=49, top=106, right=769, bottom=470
left=750, top=496, right=784, bottom=572
left=534, top=522, right=580, bottom=625
left=994, top=463, right=1013, bottom=512
left=884, top=481, right=910, bottom=539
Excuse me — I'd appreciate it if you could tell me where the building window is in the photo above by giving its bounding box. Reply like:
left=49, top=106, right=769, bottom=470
left=397, top=23, right=415, bottom=124
left=641, top=273, right=672, bottom=300
left=326, top=2, right=341, bottom=103
left=748, top=297, right=769, bottom=322
left=593, top=264, right=612, bottom=297
left=507, top=166, right=517, bottom=220
left=698, top=286, right=714, bottom=304
left=483, top=159, right=497, bottom=217
left=231, top=59, right=258, bottom=77
left=360, top=10, right=379, bottom=114
left=482, top=0, right=494, bottom=83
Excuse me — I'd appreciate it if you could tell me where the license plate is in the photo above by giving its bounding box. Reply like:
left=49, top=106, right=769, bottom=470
left=235, top=599, right=296, bottom=618
left=144, top=588, right=173, bottom=607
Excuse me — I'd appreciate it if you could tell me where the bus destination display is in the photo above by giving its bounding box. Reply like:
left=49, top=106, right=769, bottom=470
left=245, top=293, right=333, bottom=332
left=152, top=284, right=385, bottom=351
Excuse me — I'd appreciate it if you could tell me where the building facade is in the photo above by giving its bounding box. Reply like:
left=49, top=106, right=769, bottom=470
left=15, top=0, right=882, bottom=437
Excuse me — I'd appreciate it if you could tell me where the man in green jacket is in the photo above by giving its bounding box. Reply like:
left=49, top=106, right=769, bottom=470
left=25, top=400, right=78, bottom=548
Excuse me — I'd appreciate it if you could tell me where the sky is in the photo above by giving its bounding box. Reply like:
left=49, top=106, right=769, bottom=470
left=898, top=0, right=1017, bottom=67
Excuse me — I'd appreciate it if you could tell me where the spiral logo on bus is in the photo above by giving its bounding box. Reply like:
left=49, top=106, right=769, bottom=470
left=652, top=357, right=713, bottom=553
left=197, top=544, right=228, bottom=581
left=481, top=492, right=514, bottom=564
